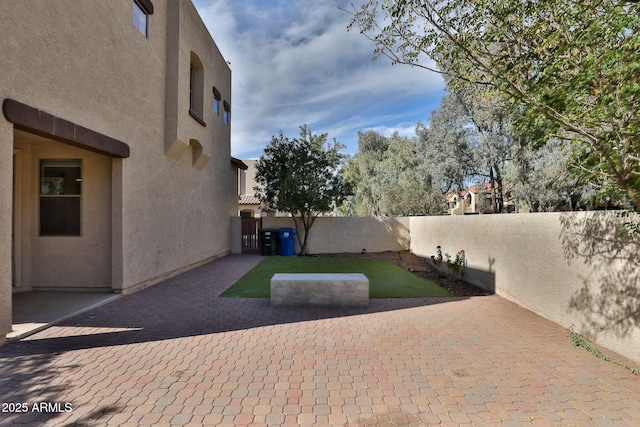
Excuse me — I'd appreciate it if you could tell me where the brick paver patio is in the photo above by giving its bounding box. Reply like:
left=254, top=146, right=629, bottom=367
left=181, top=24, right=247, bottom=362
left=1, top=254, right=639, bottom=426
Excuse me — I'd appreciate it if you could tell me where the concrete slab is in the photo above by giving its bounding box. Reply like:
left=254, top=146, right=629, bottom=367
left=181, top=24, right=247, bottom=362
left=8, top=291, right=120, bottom=341
left=271, top=273, right=369, bottom=307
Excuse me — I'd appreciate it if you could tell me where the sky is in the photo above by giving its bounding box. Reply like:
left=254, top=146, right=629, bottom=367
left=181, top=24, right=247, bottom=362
left=192, top=0, right=446, bottom=159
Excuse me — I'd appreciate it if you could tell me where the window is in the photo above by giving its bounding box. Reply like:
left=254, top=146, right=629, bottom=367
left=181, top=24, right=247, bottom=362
left=132, top=1, right=148, bottom=37
left=189, top=52, right=205, bottom=126
left=223, top=100, right=230, bottom=125
left=190, top=64, right=195, bottom=107
left=40, top=159, right=81, bottom=236
left=213, top=87, right=221, bottom=115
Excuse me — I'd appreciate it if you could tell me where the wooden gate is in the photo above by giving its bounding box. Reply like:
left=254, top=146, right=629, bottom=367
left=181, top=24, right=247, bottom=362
left=241, top=217, right=261, bottom=254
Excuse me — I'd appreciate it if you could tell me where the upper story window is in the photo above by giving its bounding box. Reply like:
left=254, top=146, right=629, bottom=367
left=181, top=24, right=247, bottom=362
left=213, top=87, right=221, bottom=115
left=189, top=51, right=206, bottom=126
left=133, top=1, right=148, bottom=36
left=132, top=0, right=154, bottom=37
left=223, top=101, right=230, bottom=125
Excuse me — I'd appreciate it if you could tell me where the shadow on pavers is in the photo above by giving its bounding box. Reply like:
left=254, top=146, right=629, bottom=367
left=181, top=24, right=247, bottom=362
left=0, top=256, right=474, bottom=357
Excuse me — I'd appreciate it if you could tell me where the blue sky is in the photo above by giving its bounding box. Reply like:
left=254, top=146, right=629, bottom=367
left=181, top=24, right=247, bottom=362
left=193, top=0, right=446, bottom=158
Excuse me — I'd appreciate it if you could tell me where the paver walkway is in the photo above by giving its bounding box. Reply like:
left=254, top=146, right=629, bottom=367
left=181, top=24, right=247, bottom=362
left=1, top=254, right=639, bottom=426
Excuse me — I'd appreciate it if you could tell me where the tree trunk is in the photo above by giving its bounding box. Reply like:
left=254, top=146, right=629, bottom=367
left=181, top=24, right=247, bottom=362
left=292, top=212, right=316, bottom=256
left=489, top=168, right=497, bottom=213
left=495, top=167, right=504, bottom=213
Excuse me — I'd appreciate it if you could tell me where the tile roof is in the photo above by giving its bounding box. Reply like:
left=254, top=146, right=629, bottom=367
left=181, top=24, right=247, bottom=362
left=239, top=194, right=261, bottom=205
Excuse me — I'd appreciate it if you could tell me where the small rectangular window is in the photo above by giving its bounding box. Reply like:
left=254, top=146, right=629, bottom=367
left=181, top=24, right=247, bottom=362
left=213, top=87, right=221, bottom=115
left=40, top=159, right=82, bottom=236
left=190, top=65, right=195, bottom=111
left=223, top=101, right=230, bottom=125
left=133, top=1, right=148, bottom=37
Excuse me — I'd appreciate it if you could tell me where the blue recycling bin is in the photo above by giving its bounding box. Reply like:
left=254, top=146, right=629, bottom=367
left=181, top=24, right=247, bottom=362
left=278, top=227, right=296, bottom=256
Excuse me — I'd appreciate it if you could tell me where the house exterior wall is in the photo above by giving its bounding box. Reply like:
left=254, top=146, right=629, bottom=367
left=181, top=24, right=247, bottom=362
left=447, top=195, right=468, bottom=215
left=0, top=0, right=233, bottom=339
left=118, top=0, right=234, bottom=291
left=13, top=135, right=113, bottom=291
left=238, top=160, right=259, bottom=196
left=0, top=123, right=11, bottom=342
left=239, top=205, right=260, bottom=217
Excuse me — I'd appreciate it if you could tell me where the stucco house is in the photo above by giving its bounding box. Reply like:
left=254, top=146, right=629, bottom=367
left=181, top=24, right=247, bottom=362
left=237, top=159, right=295, bottom=218
left=0, top=0, right=238, bottom=343
left=237, top=160, right=262, bottom=217
left=446, top=182, right=515, bottom=215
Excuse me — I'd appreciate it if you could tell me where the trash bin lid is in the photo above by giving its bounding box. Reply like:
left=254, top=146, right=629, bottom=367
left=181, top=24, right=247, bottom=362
left=278, top=227, right=296, bottom=237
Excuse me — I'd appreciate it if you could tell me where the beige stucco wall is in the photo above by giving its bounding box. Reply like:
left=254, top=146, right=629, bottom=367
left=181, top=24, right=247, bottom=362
left=410, top=212, right=640, bottom=363
left=0, top=0, right=234, bottom=320
left=262, top=216, right=411, bottom=254
left=0, top=121, right=12, bottom=340
left=239, top=160, right=259, bottom=195
left=117, top=0, right=233, bottom=291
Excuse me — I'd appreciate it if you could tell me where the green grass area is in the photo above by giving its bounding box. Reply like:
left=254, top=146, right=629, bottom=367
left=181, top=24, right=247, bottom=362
left=220, top=256, right=454, bottom=298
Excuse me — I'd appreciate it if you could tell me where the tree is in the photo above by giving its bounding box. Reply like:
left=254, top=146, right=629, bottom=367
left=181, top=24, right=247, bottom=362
left=347, top=0, right=640, bottom=209
left=342, top=130, right=443, bottom=216
left=460, top=87, right=514, bottom=213
left=341, top=130, right=389, bottom=216
left=417, top=87, right=515, bottom=212
left=254, top=125, right=351, bottom=255
left=377, top=133, right=444, bottom=215
left=415, top=94, right=469, bottom=194
left=506, top=138, right=598, bottom=212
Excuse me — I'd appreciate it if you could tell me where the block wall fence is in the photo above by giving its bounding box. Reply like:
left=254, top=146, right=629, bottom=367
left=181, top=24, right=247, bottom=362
left=251, top=212, right=640, bottom=364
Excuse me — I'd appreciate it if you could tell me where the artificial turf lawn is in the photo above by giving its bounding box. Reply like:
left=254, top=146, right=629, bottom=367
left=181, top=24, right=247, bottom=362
left=219, top=256, right=454, bottom=298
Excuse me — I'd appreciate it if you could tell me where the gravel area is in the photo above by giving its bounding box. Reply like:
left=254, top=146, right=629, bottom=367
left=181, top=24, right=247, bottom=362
left=318, top=250, right=491, bottom=297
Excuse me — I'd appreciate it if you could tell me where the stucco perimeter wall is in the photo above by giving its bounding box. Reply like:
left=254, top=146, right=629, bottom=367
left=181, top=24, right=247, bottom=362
left=262, top=217, right=411, bottom=254
left=410, top=212, right=640, bottom=364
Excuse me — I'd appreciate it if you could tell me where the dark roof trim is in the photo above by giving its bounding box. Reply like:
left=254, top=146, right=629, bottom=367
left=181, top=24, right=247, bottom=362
left=213, top=87, right=221, bottom=100
left=3, top=99, right=130, bottom=158
left=135, top=0, right=154, bottom=15
left=231, top=157, right=248, bottom=170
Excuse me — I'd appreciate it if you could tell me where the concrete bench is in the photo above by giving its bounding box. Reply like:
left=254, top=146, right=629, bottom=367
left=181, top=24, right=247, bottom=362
left=270, top=273, right=369, bottom=308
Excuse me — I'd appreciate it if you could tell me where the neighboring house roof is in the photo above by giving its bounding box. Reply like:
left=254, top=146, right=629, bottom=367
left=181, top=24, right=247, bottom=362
left=231, top=157, right=248, bottom=170
left=444, top=190, right=467, bottom=202
left=445, top=181, right=511, bottom=201
left=239, top=194, right=261, bottom=205
left=468, top=182, right=499, bottom=194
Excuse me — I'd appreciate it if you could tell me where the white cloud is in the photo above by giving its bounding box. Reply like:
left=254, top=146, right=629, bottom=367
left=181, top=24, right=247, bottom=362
left=193, top=0, right=445, bottom=158
left=367, top=123, right=419, bottom=139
